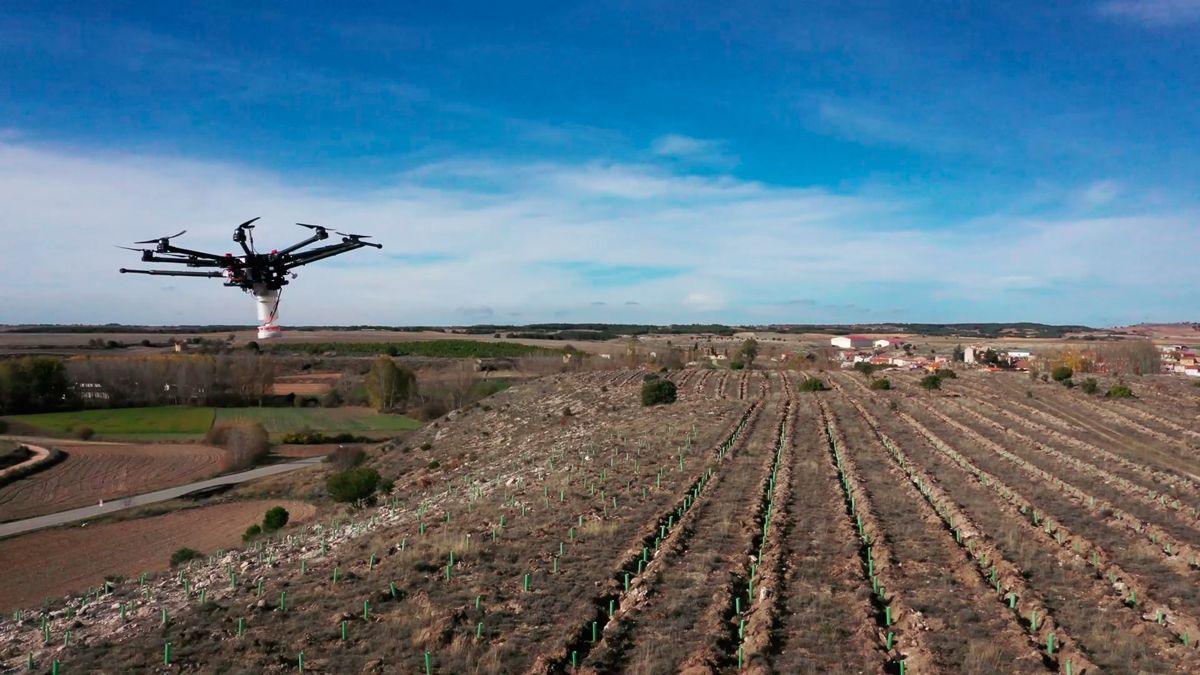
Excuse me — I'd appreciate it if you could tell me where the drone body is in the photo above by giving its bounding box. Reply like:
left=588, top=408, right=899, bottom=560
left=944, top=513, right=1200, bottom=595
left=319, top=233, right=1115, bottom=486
left=120, top=219, right=382, bottom=338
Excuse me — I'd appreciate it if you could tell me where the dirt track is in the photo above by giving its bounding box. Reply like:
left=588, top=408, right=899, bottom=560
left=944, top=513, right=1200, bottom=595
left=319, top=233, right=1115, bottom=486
left=0, top=499, right=315, bottom=611
left=0, top=441, right=230, bottom=521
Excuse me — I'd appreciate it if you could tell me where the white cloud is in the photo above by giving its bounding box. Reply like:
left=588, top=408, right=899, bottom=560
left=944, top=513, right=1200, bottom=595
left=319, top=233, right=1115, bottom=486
left=649, top=134, right=736, bottom=167
left=0, top=139, right=1195, bottom=326
left=1098, top=0, right=1200, bottom=26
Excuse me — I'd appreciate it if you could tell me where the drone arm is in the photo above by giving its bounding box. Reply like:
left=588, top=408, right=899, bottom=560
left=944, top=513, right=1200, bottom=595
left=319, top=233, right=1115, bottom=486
left=158, top=244, right=230, bottom=263
left=141, top=255, right=227, bottom=267
left=274, top=230, right=328, bottom=257
left=279, top=242, right=366, bottom=269
left=119, top=268, right=225, bottom=278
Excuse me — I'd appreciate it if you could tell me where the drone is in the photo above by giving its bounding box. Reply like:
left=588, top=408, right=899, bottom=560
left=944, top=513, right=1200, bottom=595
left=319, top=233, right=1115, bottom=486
left=120, top=218, right=382, bottom=339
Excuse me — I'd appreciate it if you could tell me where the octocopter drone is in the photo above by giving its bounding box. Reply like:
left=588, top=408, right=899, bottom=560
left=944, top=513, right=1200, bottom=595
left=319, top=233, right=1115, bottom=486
left=119, top=218, right=382, bottom=339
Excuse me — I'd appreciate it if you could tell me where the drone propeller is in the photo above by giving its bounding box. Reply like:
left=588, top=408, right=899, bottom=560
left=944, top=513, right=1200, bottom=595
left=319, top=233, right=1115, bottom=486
left=237, top=217, right=261, bottom=229
left=337, top=231, right=382, bottom=249
left=114, top=245, right=146, bottom=251
left=296, top=223, right=327, bottom=230
left=134, top=230, right=187, bottom=244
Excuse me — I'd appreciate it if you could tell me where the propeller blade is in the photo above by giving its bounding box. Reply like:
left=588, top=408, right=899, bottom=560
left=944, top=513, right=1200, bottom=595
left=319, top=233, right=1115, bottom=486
left=336, top=231, right=372, bottom=239
left=296, top=223, right=326, bottom=230
left=237, top=217, right=261, bottom=229
left=114, top=245, right=145, bottom=251
left=133, top=230, right=186, bottom=244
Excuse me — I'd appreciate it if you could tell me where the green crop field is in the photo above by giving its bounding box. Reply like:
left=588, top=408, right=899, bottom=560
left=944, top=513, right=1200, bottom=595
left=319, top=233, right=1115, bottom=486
left=3, top=407, right=217, bottom=439
left=214, top=407, right=420, bottom=435
left=4, top=406, right=418, bottom=441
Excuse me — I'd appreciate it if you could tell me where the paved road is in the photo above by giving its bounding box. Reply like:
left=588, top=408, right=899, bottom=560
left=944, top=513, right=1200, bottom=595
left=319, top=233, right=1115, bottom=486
left=0, top=457, right=324, bottom=538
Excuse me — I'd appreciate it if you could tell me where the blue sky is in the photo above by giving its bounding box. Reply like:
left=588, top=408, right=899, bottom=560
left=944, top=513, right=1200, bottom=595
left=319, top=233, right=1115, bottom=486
left=1, top=1, right=1197, bottom=327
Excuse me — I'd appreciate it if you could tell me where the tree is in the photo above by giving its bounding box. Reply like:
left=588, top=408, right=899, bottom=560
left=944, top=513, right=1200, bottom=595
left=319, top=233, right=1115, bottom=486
left=641, top=379, right=678, bottom=406
left=206, top=421, right=271, bottom=470
left=262, top=506, right=289, bottom=532
left=736, top=338, right=759, bottom=369
left=327, top=466, right=383, bottom=503
left=1051, top=366, right=1073, bottom=383
left=365, top=356, right=417, bottom=411
left=919, top=375, right=942, bottom=390
left=952, top=345, right=965, bottom=362
left=934, top=368, right=957, bottom=379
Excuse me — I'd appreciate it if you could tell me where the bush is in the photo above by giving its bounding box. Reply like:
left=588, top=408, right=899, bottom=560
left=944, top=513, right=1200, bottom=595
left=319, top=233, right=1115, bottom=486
left=919, top=375, right=942, bottom=390
left=934, top=368, right=957, bottom=379
left=729, top=359, right=745, bottom=371
left=242, top=524, right=262, bottom=542
left=1051, top=366, right=1074, bottom=383
left=170, top=547, right=202, bottom=568
left=206, top=421, right=271, bottom=470
left=641, top=379, right=678, bottom=406
left=415, top=400, right=449, bottom=421
left=262, top=506, right=289, bottom=532
left=1062, top=378, right=1075, bottom=389
left=798, top=378, right=828, bottom=392
left=283, top=430, right=372, bottom=445
left=327, top=466, right=382, bottom=503
left=1081, top=378, right=1099, bottom=395
left=76, top=426, right=95, bottom=440
left=853, top=362, right=876, bottom=377
left=1107, top=384, right=1134, bottom=399
left=869, top=378, right=891, bottom=390
left=327, top=446, right=366, bottom=470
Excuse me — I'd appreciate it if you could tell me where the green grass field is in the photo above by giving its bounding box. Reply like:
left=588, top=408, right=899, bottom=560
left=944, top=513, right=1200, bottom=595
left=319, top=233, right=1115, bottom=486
left=214, top=407, right=420, bottom=435
left=3, top=406, right=418, bottom=441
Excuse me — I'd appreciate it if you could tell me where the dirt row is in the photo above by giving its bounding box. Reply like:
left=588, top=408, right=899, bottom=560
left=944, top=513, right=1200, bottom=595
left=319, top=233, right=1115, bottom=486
left=834, top=375, right=1200, bottom=671
left=579, top=395, right=776, bottom=673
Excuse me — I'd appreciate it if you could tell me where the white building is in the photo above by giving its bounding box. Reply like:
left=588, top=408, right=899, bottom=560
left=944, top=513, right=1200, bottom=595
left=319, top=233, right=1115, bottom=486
left=831, top=335, right=872, bottom=350
left=873, top=339, right=892, bottom=348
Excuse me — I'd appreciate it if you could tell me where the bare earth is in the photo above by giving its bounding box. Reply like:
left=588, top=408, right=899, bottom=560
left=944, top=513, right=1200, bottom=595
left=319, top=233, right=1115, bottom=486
left=0, top=499, right=315, bottom=611
left=0, top=441, right=230, bottom=521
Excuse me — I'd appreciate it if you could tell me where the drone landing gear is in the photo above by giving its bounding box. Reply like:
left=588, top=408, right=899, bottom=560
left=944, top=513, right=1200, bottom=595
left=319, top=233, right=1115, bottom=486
left=253, top=286, right=283, bottom=339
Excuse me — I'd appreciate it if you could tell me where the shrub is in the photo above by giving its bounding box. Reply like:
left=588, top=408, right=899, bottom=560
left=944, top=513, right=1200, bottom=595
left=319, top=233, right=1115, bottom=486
left=415, top=400, right=449, bottom=421
left=262, top=506, right=289, bottom=531
left=327, top=445, right=366, bottom=470
left=1051, top=366, right=1074, bottom=383
left=1081, top=378, right=1099, bottom=395
left=242, top=524, right=262, bottom=542
left=919, top=375, right=942, bottom=390
left=641, top=379, right=678, bottom=406
left=427, top=460, right=440, bottom=470
left=853, top=362, right=876, bottom=377
left=207, top=421, right=271, bottom=470
left=729, top=359, right=745, bottom=371
left=1107, top=384, right=1134, bottom=399
left=1062, top=378, right=1075, bottom=389
left=76, top=426, right=95, bottom=440
left=283, top=430, right=372, bottom=445
left=327, top=466, right=382, bottom=503
left=934, top=368, right=957, bottom=379
left=869, top=378, right=891, bottom=390
left=562, top=406, right=574, bottom=417
left=798, top=378, right=828, bottom=392
left=170, top=547, right=202, bottom=568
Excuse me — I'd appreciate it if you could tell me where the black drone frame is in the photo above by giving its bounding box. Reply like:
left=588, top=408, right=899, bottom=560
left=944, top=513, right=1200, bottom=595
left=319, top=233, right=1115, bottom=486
left=119, top=217, right=382, bottom=291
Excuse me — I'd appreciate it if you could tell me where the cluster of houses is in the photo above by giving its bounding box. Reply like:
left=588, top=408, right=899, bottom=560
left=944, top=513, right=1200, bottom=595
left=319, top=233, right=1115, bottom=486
left=1159, top=345, right=1200, bottom=377
left=828, top=335, right=1036, bottom=372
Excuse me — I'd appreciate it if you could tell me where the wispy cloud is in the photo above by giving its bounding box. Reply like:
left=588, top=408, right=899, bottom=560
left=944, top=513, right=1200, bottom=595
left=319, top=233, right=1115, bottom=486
left=1097, top=0, right=1200, bottom=26
left=1, top=138, right=1195, bottom=326
left=650, top=134, right=736, bottom=167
